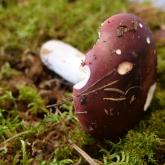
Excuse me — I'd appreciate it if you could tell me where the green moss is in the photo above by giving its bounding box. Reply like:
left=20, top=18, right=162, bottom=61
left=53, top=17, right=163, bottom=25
left=0, top=0, right=128, bottom=52
left=101, top=131, right=161, bottom=165
left=0, top=0, right=165, bottom=164
left=18, top=86, right=47, bottom=114
left=0, top=90, right=16, bottom=109
left=0, top=63, right=21, bottom=79
left=157, top=45, right=165, bottom=84
left=123, top=132, right=160, bottom=164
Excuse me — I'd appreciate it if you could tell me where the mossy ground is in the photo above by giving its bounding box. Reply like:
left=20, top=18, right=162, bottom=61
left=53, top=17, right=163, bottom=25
left=0, top=0, right=165, bottom=164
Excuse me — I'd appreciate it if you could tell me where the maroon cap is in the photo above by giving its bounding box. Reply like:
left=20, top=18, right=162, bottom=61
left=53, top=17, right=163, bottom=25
left=73, top=13, right=157, bottom=139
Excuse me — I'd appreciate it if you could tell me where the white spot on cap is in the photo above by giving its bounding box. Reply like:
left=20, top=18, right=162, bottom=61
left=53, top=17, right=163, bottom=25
left=144, top=83, right=156, bottom=111
left=73, top=65, right=90, bottom=90
left=139, top=23, right=143, bottom=28
left=115, top=49, right=121, bottom=55
left=104, top=108, right=113, bottom=116
left=146, top=37, right=151, bottom=44
left=104, top=109, right=109, bottom=115
left=117, top=61, right=133, bottom=75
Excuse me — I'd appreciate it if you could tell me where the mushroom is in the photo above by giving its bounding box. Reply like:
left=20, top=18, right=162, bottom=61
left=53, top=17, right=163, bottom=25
left=40, top=40, right=86, bottom=84
left=40, top=13, right=157, bottom=139
left=73, top=13, right=157, bottom=139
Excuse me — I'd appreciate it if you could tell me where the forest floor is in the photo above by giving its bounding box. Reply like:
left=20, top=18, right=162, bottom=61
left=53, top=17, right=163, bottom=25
left=0, top=0, right=165, bottom=164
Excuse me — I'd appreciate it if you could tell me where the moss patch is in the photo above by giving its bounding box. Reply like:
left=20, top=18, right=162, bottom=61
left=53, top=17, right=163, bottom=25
left=0, top=0, right=165, bottom=164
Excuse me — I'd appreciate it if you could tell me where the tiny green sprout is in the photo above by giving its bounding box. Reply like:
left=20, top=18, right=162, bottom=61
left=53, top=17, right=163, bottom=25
left=20, top=140, right=29, bottom=165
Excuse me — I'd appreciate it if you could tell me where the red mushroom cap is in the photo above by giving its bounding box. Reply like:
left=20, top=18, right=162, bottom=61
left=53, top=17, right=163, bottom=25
left=73, top=13, right=157, bottom=139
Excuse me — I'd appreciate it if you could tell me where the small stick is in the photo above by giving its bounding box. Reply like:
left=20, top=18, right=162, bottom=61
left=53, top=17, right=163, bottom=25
left=70, top=142, right=100, bottom=165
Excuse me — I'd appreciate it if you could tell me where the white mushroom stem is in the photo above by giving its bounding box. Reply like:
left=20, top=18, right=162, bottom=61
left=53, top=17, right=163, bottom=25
left=40, top=40, right=87, bottom=84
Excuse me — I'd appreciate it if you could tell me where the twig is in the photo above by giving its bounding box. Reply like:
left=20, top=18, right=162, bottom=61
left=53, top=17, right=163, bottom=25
left=46, top=96, right=73, bottom=108
left=70, top=142, right=100, bottom=165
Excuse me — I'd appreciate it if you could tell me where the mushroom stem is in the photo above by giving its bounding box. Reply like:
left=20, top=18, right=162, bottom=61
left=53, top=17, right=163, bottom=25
left=40, top=40, right=87, bottom=84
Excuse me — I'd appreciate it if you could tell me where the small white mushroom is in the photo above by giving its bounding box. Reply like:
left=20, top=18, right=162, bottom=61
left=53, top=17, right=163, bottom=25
left=40, top=40, right=87, bottom=84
